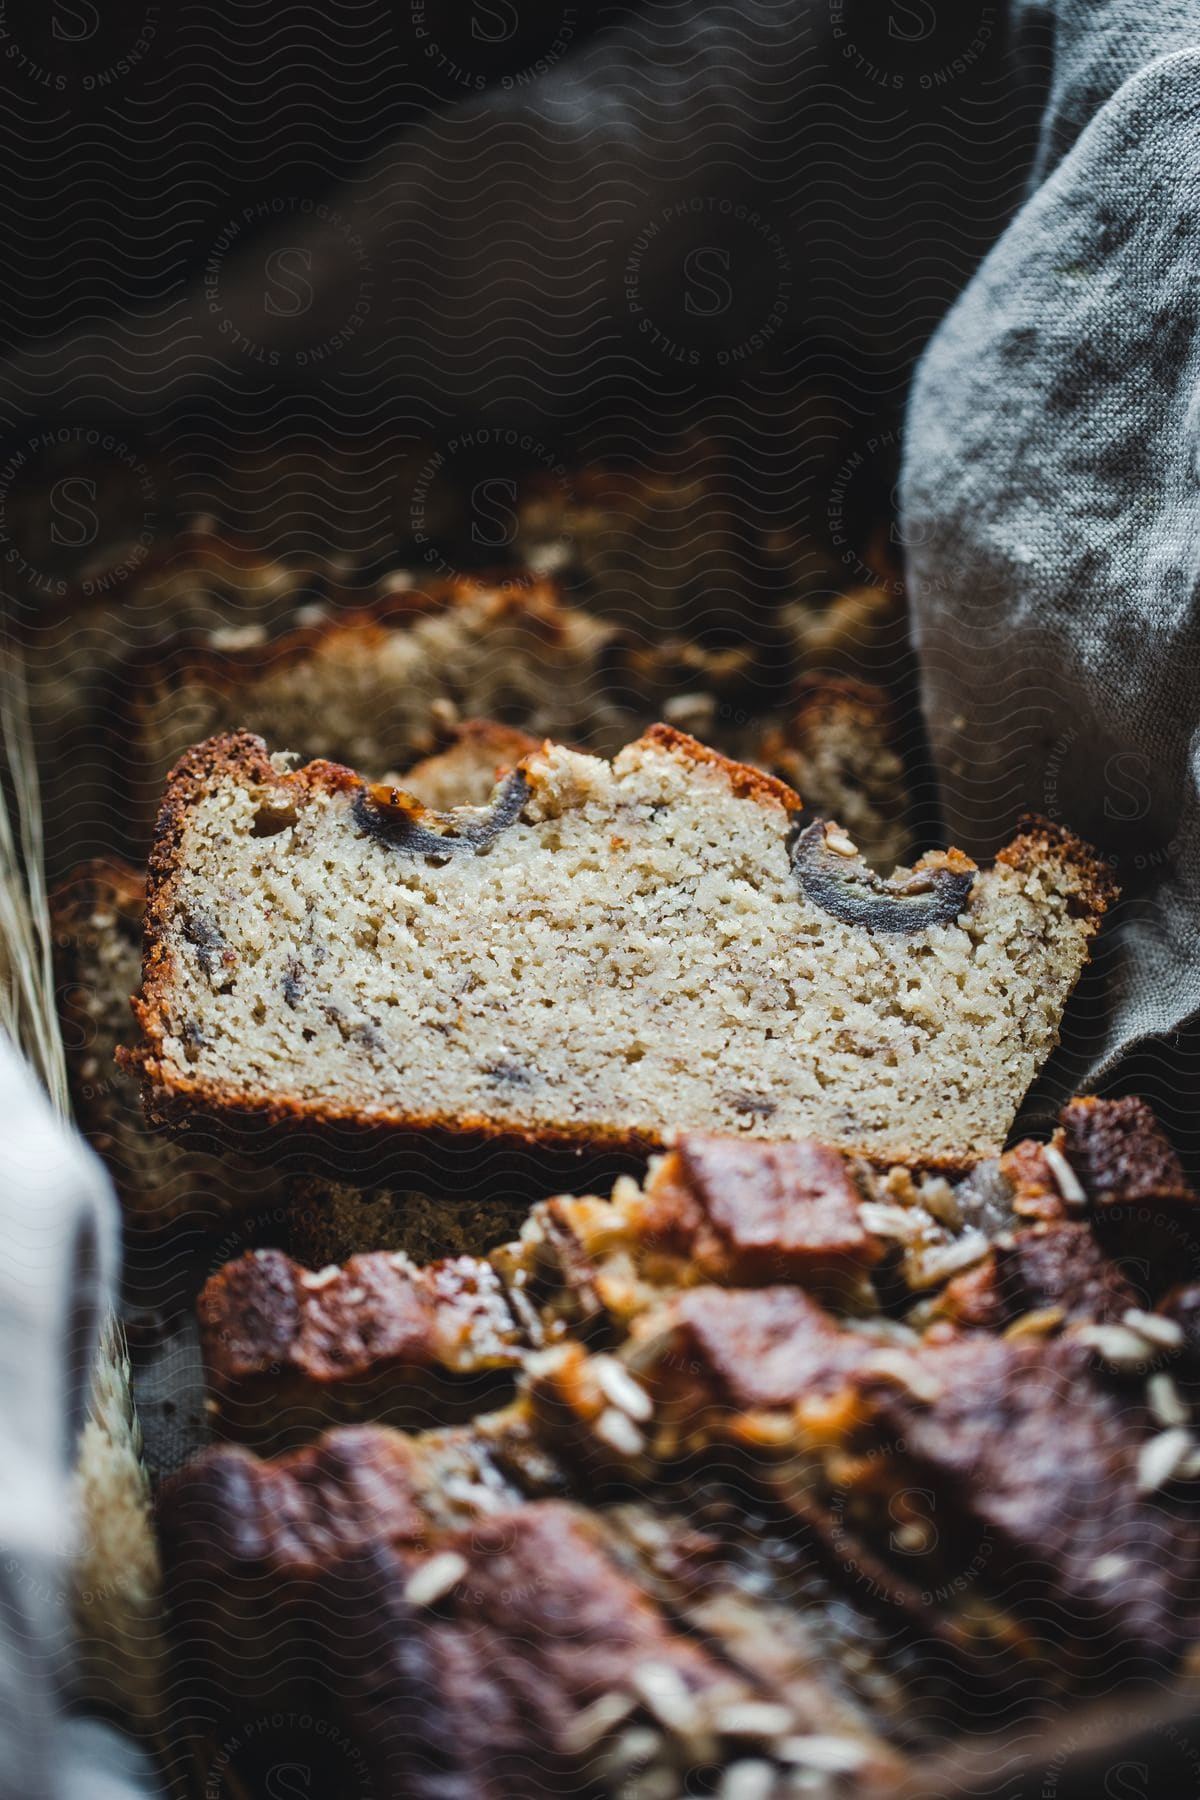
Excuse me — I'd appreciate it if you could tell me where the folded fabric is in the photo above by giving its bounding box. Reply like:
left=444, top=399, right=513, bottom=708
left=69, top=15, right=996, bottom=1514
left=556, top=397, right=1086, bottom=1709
left=904, top=4, right=1200, bottom=1160
left=0, top=1040, right=156, bottom=1799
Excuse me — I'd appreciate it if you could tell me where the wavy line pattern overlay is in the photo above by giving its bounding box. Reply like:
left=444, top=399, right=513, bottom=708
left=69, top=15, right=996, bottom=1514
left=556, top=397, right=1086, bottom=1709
left=3, top=5, right=1195, bottom=1800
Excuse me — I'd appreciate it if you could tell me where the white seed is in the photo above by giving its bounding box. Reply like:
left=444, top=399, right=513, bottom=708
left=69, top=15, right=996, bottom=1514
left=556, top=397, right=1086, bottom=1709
left=1136, top=1427, right=1195, bottom=1496
left=1147, top=1372, right=1190, bottom=1428
left=1077, top=1324, right=1153, bottom=1372
left=594, top=1408, right=646, bottom=1457
left=208, top=623, right=267, bottom=651
left=719, top=1760, right=778, bottom=1800
left=403, top=1551, right=467, bottom=1608
left=505, top=1283, right=546, bottom=1348
left=716, top=1703, right=796, bottom=1740
left=824, top=831, right=859, bottom=858
left=594, top=1356, right=654, bottom=1422
left=631, top=1661, right=699, bottom=1729
left=775, top=1734, right=872, bottom=1773
left=1042, top=1145, right=1087, bottom=1210
left=563, top=1691, right=638, bottom=1754
left=1123, top=1309, right=1184, bottom=1352
left=526, top=539, right=570, bottom=575
left=908, top=1229, right=990, bottom=1285
left=524, top=1345, right=573, bottom=1377
left=300, top=1265, right=340, bottom=1291
left=859, top=1202, right=924, bottom=1244
left=1089, top=1553, right=1131, bottom=1583
left=597, top=1727, right=662, bottom=1780
left=860, top=1349, right=942, bottom=1404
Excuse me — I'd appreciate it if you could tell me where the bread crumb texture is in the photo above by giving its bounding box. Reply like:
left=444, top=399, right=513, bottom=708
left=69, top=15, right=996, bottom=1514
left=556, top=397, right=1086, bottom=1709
left=133, top=727, right=1114, bottom=1165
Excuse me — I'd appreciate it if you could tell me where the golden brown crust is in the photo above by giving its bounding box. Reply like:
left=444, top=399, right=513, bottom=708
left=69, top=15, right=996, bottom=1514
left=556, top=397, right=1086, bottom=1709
left=996, top=813, right=1120, bottom=921
left=640, top=721, right=804, bottom=814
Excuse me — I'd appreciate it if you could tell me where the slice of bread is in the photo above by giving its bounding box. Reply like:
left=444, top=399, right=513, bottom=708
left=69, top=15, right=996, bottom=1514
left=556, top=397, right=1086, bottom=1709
left=198, top=1248, right=527, bottom=1449
left=127, top=576, right=624, bottom=840
left=51, top=858, right=285, bottom=1234
left=755, top=677, right=912, bottom=871
left=157, top=1434, right=906, bottom=1795
left=199, top=1101, right=1177, bottom=1455
left=130, top=725, right=1115, bottom=1167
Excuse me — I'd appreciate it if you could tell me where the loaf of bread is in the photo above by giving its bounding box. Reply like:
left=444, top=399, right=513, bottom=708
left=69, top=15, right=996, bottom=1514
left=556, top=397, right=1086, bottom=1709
left=531, top=1304, right=1200, bottom=1684
left=131, top=725, right=1114, bottom=1167
left=165, top=1097, right=1200, bottom=1798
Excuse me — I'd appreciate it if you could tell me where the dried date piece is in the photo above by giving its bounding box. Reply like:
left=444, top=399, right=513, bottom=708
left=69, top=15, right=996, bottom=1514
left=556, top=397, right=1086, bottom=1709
left=791, top=821, right=975, bottom=932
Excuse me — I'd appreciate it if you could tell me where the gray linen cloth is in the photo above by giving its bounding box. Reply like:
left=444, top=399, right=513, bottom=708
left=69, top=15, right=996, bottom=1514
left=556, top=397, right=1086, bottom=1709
left=902, top=2, right=1200, bottom=1155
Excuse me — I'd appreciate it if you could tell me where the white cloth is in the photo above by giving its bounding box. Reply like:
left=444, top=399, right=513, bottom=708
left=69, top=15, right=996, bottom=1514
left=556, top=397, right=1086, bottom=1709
left=0, top=1039, right=155, bottom=1799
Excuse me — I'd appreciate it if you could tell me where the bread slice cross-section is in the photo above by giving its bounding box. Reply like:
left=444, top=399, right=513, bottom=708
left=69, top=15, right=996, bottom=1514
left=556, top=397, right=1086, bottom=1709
left=130, top=725, right=1115, bottom=1167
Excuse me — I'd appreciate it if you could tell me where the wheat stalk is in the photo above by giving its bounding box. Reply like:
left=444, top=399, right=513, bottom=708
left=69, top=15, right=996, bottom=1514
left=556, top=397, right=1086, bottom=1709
left=0, top=637, right=69, bottom=1112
